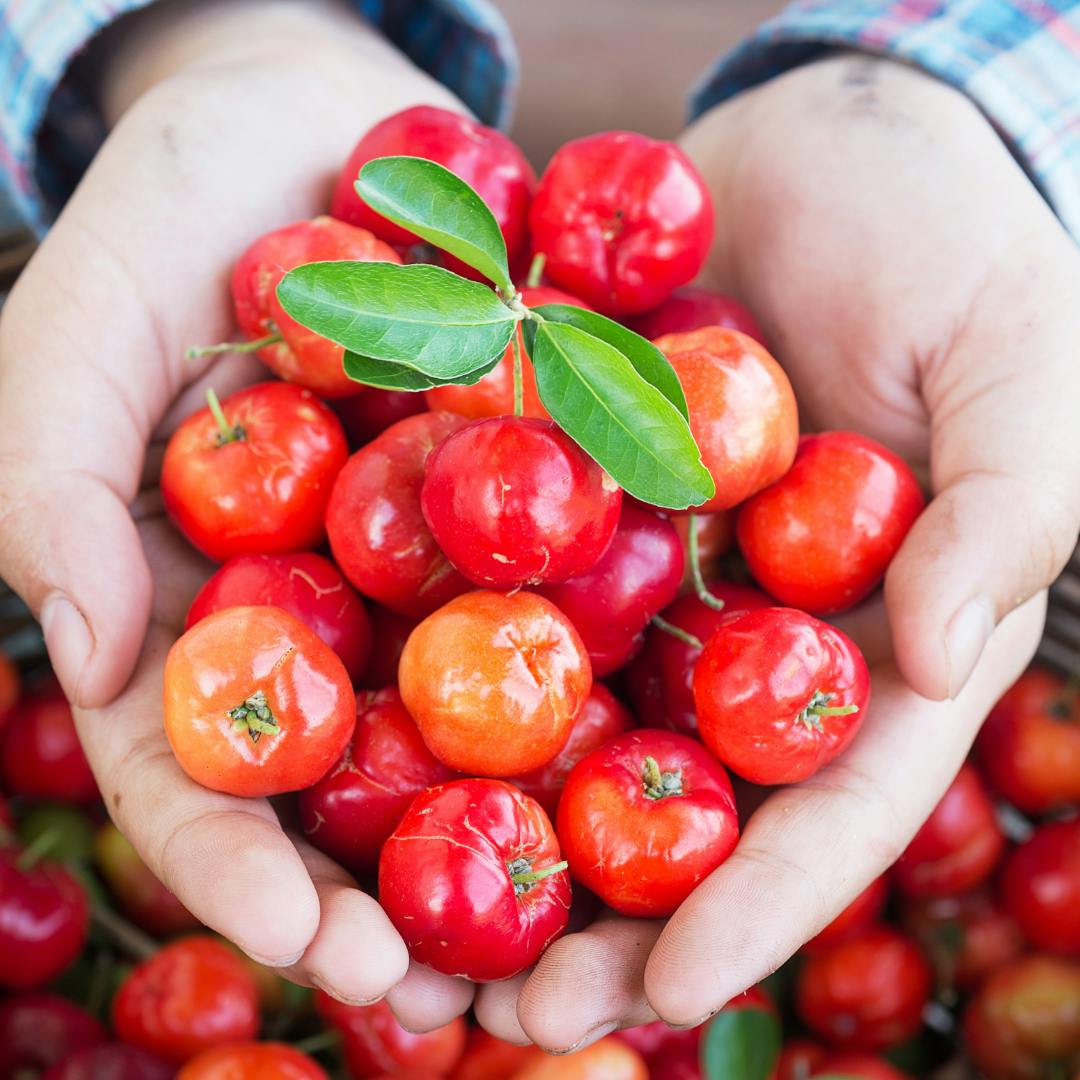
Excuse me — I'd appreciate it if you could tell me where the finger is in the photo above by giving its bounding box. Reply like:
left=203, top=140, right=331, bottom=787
left=644, top=593, right=1045, bottom=1027
left=385, top=962, right=475, bottom=1034
left=474, top=972, right=533, bottom=1046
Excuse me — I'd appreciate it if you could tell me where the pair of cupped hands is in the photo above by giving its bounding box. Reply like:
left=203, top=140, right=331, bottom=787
left=0, top=0, right=1076, bottom=1054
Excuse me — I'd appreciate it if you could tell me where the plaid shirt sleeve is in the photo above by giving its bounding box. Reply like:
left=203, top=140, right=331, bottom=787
left=691, top=1, right=1080, bottom=240
left=0, top=0, right=518, bottom=234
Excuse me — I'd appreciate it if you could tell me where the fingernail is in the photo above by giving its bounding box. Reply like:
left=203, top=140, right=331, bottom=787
left=945, top=594, right=995, bottom=698
left=310, top=974, right=383, bottom=1008
left=41, top=594, right=92, bottom=703
left=247, top=948, right=306, bottom=969
left=554, top=1021, right=618, bottom=1055
left=669, top=1009, right=718, bottom=1031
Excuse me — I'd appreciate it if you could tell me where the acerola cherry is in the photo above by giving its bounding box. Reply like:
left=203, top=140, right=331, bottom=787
left=399, top=590, right=591, bottom=776
left=316, top=992, right=466, bottom=1078
left=796, top=927, right=931, bottom=1051
left=736, top=432, right=925, bottom=614
left=806, top=876, right=890, bottom=951
left=422, top=417, right=622, bottom=588
left=232, top=215, right=399, bottom=398
left=379, top=778, right=571, bottom=981
left=331, top=105, right=535, bottom=276
left=775, top=1040, right=828, bottom=1080
left=112, top=937, right=260, bottom=1065
left=536, top=504, right=684, bottom=675
left=1001, top=817, right=1080, bottom=955
left=0, top=680, right=98, bottom=803
left=0, top=847, right=88, bottom=990
left=178, top=1043, right=329, bottom=1080
left=161, top=382, right=348, bottom=563
left=654, top=327, right=798, bottom=512
left=894, top=764, right=1004, bottom=898
left=629, top=285, right=766, bottom=344
left=557, top=729, right=739, bottom=917
left=976, top=666, right=1080, bottom=813
left=164, top=606, right=355, bottom=797
left=529, top=131, right=713, bottom=316
left=0, top=993, right=105, bottom=1077
left=333, top=387, right=428, bottom=448
left=450, top=1028, right=546, bottom=1080
left=45, top=1045, right=184, bottom=1080
left=186, top=552, right=372, bottom=682
left=298, top=687, right=457, bottom=874
left=326, top=411, right=471, bottom=617
left=812, top=1055, right=912, bottom=1080
left=693, top=608, right=870, bottom=785
left=511, top=1038, right=647, bottom=1080
left=626, top=580, right=772, bottom=735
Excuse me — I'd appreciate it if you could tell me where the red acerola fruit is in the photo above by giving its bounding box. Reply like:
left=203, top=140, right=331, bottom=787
left=806, top=876, right=890, bottom=951
left=333, top=387, right=429, bottom=448
left=628, top=285, right=766, bottom=344
left=0, top=993, right=105, bottom=1077
left=44, top=1045, right=177, bottom=1080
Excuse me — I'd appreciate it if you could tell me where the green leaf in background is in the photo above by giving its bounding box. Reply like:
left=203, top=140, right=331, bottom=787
left=357, top=157, right=513, bottom=292
left=343, top=350, right=502, bottom=392
left=525, top=321, right=715, bottom=509
left=701, top=1006, right=782, bottom=1080
left=532, top=303, right=689, bottom=420
left=277, top=261, right=517, bottom=380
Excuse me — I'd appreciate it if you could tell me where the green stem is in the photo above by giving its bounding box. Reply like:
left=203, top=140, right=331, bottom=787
left=526, top=252, right=546, bottom=288
left=205, top=388, right=246, bottom=446
left=797, top=691, right=859, bottom=731
left=91, top=902, right=158, bottom=961
left=186, top=330, right=282, bottom=359
left=642, top=755, right=684, bottom=799
left=651, top=614, right=702, bottom=651
left=688, top=514, right=725, bottom=612
left=292, top=1029, right=341, bottom=1056
left=510, top=860, right=568, bottom=888
left=511, top=331, right=524, bottom=417
left=1049, top=669, right=1080, bottom=720
left=85, top=949, right=115, bottom=1017
left=15, top=826, right=62, bottom=871
left=810, top=704, right=861, bottom=717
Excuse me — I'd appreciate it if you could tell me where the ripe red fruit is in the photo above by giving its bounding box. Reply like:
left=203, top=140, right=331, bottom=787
left=0, top=681, right=98, bottom=803
left=379, top=778, right=571, bottom=981
left=795, top=927, right=932, bottom=1051
left=186, top=552, right=372, bottom=683
left=399, top=590, right=591, bottom=776
left=806, top=876, right=889, bottom=951
left=626, top=580, right=772, bottom=736
left=359, top=605, right=417, bottom=689
left=557, top=729, right=739, bottom=917
left=178, top=1042, right=329, bottom=1079
left=671, top=512, right=734, bottom=592
left=422, top=416, right=622, bottom=588
left=0, top=646, right=19, bottom=728
left=42, top=1045, right=176, bottom=1080
left=164, top=606, right=355, bottom=797
left=161, top=382, right=348, bottom=563
left=812, top=1055, right=912, bottom=1080
left=298, top=687, right=457, bottom=873
left=333, top=387, right=428, bottom=448
left=326, top=411, right=471, bottom=617
left=775, top=1040, right=828, bottom=1080
left=112, top=937, right=260, bottom=1064
left=654, top=327, right=798, bottom=512
left=450, top=1029, right=546, bottom=1080
left=963, top=955, right=1080, bottom=1080
left=511, top=1038, right=647, bottom=1080
left=628, top=286, right=766, bottom=344
left=693, top=608, right=870, bottom=785
left=976, top=666, right=1080, bottom=814
left=535, top=504, right=684, bottom=675
left=529, top=131, right=713, bottom=316
left=232, top=215, right=399, bottom=397
left=0, top=847, right=88, bottom=989
left=736, top=432, right=925, bottom=613
left=894, top=764, right=1004, bottom=898
left=1001, top=817, right=1080, bottom=955
left=331, top=105, right=535, bottom=277
left=0, top=993, right=105, bottom=1077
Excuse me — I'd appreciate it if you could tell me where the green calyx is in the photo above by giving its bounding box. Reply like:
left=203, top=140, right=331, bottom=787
left=797, top=690, right=859, bottom=732
left=227, top=689, right=280, bottom=744
left=642, top=755, right=684, bottom=800
left=206, top=388, right=245, bottom=447
left=507, top=855, right=569, bottom=895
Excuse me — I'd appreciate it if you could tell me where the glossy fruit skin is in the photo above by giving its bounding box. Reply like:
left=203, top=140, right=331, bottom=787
left=232, top=215, right=400, bottom=397
left=775, top=1039, right=828, bottom=1080
left=422, top=417, right=622, bottom=588
left=0, top=681, right=98, bottom=803
left=557, top=729, right=739, bottom=917
left=326, top=411, right=471, bottom=617
left=298, top=687, right=457, bottom=873
left=333, top=388, right=428, bottom=448
left=425, top=285, right=588, bottom=421
left=795, top=927, right=932, bottom=1051
left=1001, top=818, right=1080, bottom=955
left=626, top=580, right=772, bottom=735
left=399, top=590, right=591, bottom=776
left=186, top=552, right=372, bottom=683
left=963, top=955, right=1080, bottom=1080
left=812, top=1054, right=912, bottom=1080
left=450, top=1028, right=545, bottom=1080
left=94, top=823, right=199, bottom=937
left=0, top=993, right=105, bottom=1077
left=628, top=286, right=766, bottom=344
left=654, top=327, right=798, bottom=512
left=379, top=778, right=571, bottom=981
left=806, top=876, right=890, bottom=951
left=529, top=131, right=713, bottom=316
left=42, top=1045, right=177, bottom=1080
left=976, top=666, right=1080, bottom=814
left=178, top=1043, right=329, bottom=1080
left=894, top=764, right=1004, bottom=898
left=736, top=432, right=925, bottom=614
left=330, top=105, right=535, bottom=277
left=113, top=937, right=260, bottom=1065
left=0, top=848, right=88, bottom=990
left=509, top=683, right=633, bottom=817
left=358, top=606, right=418, bottom=688
left=164, top=606, right=355, bottom=797
left=510, top=1037, right=647, bottom=1080
left=161, top=382, right=348, bottom=563
left=694, top=608, right=870, bottom=785
left=536, top=504, right=683, bottom=675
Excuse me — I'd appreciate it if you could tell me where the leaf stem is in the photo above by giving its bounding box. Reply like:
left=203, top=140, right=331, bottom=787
left=651, top=614, right=703, bottom=650
left=292, top=1029, right=341, bottom=1056
left=186, top=330, right=282, bottom=359
left=15, top=826, right=62, bottom=871
left=91, top=902, right=158, bottom=962
left=526, top=252, right=546, bottom=288
left=511, top=331, right=524, bottom=417
left=688, top=514, right=725, bottom=612
left=510, top=860, right=568, bottom=888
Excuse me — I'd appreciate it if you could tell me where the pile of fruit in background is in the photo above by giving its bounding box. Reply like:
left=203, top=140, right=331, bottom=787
left=0, top=103, right=1078, bottom=1079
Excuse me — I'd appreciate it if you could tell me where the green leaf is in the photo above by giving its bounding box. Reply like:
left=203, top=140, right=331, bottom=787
left=343, top=351, right=501, bottom=392
left=357, top=157, right=512, bottom=292
left=525, top=321, right=715, bottom=509
left=276, top=261, right=517, bottom=380
left=701, top=1007, right=782, bottom=1080
left=532, top=304, right=689, bottom=420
